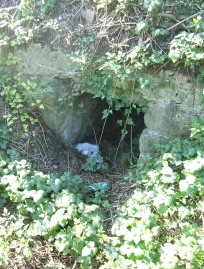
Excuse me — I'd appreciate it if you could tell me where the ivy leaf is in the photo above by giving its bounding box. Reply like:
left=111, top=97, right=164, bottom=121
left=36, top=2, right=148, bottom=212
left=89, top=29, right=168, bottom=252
left=117, top=120, right=123, bottom=126
left=187, top=185, right=198, bottom=199
left=126, top=117, right=134, bottom=126
left=168, top=49, right=181, bottom=63
left=157, top=203, right=168, bottom=215
left=162, top=243, right=177, bottom=256
left=152, top=28, right=169, bottom=38
left=115, top=102, right=123, bottom=111
left=182, top=147, right=197, bottom=158
left=151, top=226, right=161, bottom=236
left=151, top=50, right=167, bottom=63
left=139, top=77, right=150, bottom=89
left=81, top=242, right=97, bottom=257
left=102, top=109, right=112, bottom=119
left=33, top=190, right=45, bottom=203
left=161, top=165, right=173, bottom=175
left=161, top=173, right=178, bottom=183
left=135, top=21, right=149, bottom=34
left=193, top=17, right=200, bottom=24
left=179, top=175, right=197, bottom=198
left=51, top=178, right=62, bottom=193
left=63, top=246, right=70, bottom=255
left=178, top=206, right=191, bottom=220
left=179, top=180, right=189, bottom=192
left=49, top=208, right=67, bottom=228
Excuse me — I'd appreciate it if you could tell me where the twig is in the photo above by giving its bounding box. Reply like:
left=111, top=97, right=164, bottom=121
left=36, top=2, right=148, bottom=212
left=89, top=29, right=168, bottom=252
left=151, top=13, right=187, bottom=21
left=35, top=137, right=51, bottom=171
left=43, top=104, right=60, bottom=116
left=72, top=260, right=78, bottom=269
left=98, top=116, right=107, bottom=147
left=167, top=12, right=201, bottom=31
left=28, top=110, right=49, bottom=148
left=87, top=118, right=98, bottom=145
left=103, top=212, right=117, bottom=223
left=0, top=6, right=20, bottom=12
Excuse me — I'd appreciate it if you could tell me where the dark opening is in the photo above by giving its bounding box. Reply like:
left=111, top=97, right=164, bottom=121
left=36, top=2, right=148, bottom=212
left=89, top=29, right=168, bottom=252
left=80, top=106, right=146, bottom=165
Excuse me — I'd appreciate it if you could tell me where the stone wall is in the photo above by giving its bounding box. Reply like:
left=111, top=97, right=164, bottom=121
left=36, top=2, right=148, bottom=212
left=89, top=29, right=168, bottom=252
left=137, top=71, right=204, bottom=155
left=15, top=44, right=106, bottom=145
left=15, top=43, right=204, bottom=154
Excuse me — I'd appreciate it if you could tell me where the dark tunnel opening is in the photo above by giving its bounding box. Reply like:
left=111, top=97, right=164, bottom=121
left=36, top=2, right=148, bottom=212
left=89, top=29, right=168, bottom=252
left=80, top=105, right=146, bottom=164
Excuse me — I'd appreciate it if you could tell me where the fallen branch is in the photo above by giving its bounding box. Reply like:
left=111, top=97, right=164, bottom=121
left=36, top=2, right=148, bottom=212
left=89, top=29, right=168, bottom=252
left=167, top=11, right=201, bottom=31
left=0, top=5, right=20, bottom=12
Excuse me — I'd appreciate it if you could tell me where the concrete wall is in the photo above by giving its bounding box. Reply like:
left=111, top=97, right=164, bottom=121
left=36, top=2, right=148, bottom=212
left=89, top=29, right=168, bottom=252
left=15, top=44, right=204, bottom=154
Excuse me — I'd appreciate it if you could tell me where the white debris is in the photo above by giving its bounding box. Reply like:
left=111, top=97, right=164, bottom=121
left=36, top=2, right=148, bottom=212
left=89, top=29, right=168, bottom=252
left=75, top=143, right=99, bottom=157
left=81, top=8, right=95, bottom=24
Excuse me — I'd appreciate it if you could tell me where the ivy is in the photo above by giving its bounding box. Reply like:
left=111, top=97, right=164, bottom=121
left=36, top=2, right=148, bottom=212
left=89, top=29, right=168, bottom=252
left=169, top=32, right=204, bottom=66
left=0, top=1, right=204, bottom=268
left=0, top=147, right=108, bottom=268
left=0, top=116, right=203, bottom=268
left=101, top=116, right=204, bottom=269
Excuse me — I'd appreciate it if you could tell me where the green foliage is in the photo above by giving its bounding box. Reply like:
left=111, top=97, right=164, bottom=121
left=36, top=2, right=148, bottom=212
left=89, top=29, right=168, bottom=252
left=21, top=0, right=56, bottom=15
left=37, top=0, right=56, bottom=14
left=0, top=208, right=33, bottom=266
left=0, top=42, right=44, bottom=133
left=82, top=154, right=108, bottom=172
left=85, top=182, right=110, bottom=208
left=0, top=149, right=107, bottom=268
left=80, top=0, right=204, bottom=102
left=0, top=1, right=204, bottom=268
left=71, top=38, right=147, bottom=141
left=105, top=116, right=204, bottom=269
left=169, top=32, right=204, bottom=66
left=0, top=113, right=203, bottom=268
left=0, top=123, right=12, bottom=150
left=2, top=0, right=202, bottom=145
left=139, top=0, right=164, bottom=12
left=0, top=73, right=43, bottom=132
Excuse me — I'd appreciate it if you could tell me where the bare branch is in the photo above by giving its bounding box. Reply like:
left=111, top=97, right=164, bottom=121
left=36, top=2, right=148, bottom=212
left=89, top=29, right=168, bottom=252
left=0, top=5, right=20, bottom=12
left=167, top=11, right=201, bottom=31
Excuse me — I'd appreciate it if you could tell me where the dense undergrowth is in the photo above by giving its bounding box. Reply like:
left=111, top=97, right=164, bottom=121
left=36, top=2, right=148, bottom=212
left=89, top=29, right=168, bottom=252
left=1, top=0, right=204, bottom=114
left=0, top=0, right=204, bottom=268
left=0, top=115, right=204, bottom=268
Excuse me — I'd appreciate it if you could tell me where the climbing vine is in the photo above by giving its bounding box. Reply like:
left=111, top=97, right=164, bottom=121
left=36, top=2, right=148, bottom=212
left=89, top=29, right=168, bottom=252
left=0, top=0, right=203, bottom=133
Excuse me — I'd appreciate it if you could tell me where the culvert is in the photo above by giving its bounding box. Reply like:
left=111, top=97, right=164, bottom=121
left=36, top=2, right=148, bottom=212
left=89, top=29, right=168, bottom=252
left=38, top=85, right=145, bottom=163
left=78, top=105, right=146, bottom=164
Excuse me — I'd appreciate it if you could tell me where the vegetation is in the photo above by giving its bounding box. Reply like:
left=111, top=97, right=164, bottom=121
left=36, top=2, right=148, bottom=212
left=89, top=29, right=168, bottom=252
left=102, top=116, right=204, bottom=268
left=1, top=0, right=203, bottom=127
left=0, top=113, right=203, bottom=268
left=0, top=0, right=204, bottom=268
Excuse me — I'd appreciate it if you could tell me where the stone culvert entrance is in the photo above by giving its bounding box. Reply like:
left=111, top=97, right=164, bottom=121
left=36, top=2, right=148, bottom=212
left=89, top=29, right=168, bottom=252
left=15, top=44, right=204, bottom=158
left=80, top=107, right=146, bottom=164
left=30, top=74, right=145, bottom=162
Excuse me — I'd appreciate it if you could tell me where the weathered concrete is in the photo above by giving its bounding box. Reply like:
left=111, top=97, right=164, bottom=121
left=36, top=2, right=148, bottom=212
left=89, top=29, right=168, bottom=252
left=15, top=44, right=77, bottom=78
left=27, top=77, right=105, bottom=145
left=14, top=43, right=204, bottom=154
left=139, top=104, right=204, bottom=155
left=138, top=71, right=203, bottom=156
left=144, top=103, right=202, bottom=137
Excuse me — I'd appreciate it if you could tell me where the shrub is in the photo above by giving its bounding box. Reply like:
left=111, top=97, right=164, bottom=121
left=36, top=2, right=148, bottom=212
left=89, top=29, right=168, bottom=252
left=101, top=116, right=204, bottom=268
left=1, top=117, right=203, bottom=268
